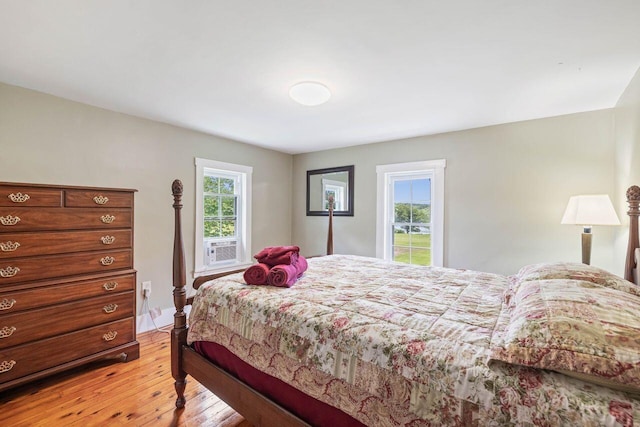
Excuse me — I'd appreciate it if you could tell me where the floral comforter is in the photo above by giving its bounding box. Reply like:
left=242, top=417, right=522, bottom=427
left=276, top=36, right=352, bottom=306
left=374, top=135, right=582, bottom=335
left=188, top=255, right=640, bottom=426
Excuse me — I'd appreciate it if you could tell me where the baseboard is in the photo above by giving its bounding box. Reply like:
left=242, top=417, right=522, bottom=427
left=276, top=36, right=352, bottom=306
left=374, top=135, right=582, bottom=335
left=137, top=305, right=191, bottom=334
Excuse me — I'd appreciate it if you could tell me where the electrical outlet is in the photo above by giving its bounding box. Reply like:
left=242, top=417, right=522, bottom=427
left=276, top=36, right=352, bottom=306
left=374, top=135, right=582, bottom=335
left=142, top=281, right=152, bottom=297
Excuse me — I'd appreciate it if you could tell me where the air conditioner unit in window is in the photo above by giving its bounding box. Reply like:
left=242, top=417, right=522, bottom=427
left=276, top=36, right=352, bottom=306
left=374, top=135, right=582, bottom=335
left=207, top=240, right=237, bottom=264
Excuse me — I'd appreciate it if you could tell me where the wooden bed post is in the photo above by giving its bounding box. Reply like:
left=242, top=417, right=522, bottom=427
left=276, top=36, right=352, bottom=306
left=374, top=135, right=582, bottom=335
left=625, top=185, right=640, bottom=283
left=171, top=179, right=188, bottom=408
left=327, top=194, right=334, bottom=255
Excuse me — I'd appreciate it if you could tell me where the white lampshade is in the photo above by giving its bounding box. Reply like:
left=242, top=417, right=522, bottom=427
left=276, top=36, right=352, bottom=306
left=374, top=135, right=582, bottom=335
left=561, top=195, right=620, bottom=226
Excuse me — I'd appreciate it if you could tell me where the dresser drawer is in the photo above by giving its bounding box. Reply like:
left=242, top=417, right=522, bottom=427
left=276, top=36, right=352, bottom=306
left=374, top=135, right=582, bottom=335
left=0, top=187, right=62, bottom=207
left=0, top=317, right=134, bottom=383
left=0, top=249, right=132, bottom=285
left=0, top=208, right=132, bottom=232
left=0, top=273, right=135, bottom=314
left=0, top=292, right=133, bottom=349
left=0, top=229, right=132, bottom=259
left=65, top=190, right=133, bottom=208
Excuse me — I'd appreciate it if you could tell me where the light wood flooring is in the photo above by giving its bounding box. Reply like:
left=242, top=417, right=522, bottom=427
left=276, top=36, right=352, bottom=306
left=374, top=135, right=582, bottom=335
left=0, top=329, right=253, bottom=427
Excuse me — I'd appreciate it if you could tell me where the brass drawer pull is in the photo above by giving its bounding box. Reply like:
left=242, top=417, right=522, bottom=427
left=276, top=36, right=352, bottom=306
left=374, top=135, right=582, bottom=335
left=0, top=326, right=17, bottom=338
left=100, top=236, right=115, bottom=245
left=0, top=360, right=16, bottom=374
left=93, top=195, right=109, bottom=205
left=0, top=215, right=20, bottom=226
left=103, top=281, right=118, bottom=291
left=103, top=303, right=118, bottom=314
left=0, top=241, right=20, bottom=252
left=102, top=331, right=118, bottom=341
left=0, top=266, right=19, bottom=278
left=100, top=256, right=115, bottom=266
left=8, top=192, right=30, bottom=203
left=0, top=298, right=16, bottom=311
left=100, top=214, right=115, bottom=224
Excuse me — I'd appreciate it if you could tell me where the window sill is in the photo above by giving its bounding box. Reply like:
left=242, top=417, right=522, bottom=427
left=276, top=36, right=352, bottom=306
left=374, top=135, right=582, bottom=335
left=192, top=262, right=253, bottom=279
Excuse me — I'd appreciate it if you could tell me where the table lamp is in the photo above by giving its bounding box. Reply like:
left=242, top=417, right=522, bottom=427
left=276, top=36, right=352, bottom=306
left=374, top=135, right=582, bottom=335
left=561, top=194, right=620, bottom=264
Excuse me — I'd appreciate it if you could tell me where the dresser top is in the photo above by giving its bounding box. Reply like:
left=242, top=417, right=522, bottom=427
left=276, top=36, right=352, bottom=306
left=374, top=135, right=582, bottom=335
left=0, top=182, right=137, bottom=193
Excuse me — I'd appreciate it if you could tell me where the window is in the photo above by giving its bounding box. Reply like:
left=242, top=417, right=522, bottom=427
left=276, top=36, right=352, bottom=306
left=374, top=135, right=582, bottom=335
left=195, top=158, right=252, bottom=275
left=376, top=160, right=445, bottom=267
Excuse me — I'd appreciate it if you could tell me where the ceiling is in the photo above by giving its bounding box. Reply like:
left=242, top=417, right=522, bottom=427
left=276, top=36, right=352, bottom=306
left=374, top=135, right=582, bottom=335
left=1, top=1, right=639, bottom=154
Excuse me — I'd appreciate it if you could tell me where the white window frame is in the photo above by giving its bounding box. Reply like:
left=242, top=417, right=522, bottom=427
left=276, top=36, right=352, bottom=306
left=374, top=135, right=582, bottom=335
left=195, top=157, right=253, bottom=276
left=376, top=159, right=446, bottom=267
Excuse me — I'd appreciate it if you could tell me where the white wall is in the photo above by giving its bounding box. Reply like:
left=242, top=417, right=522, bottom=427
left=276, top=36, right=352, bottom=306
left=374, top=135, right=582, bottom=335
left=0, top=83, right=293, bottom=319
left=293, top=110, right=618, bottom=275
left=614, top=67, right=640, bottom=275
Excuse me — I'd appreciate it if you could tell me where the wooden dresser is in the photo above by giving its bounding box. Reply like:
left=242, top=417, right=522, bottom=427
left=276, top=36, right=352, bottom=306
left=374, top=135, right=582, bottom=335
left=0, top=182, right=139, bottom=391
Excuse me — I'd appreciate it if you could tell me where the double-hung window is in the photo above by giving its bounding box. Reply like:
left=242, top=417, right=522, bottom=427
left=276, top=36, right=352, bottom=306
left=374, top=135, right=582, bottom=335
left=376, top=159, right=445, bottom=266
left=195, top=158, right=252, bottom=275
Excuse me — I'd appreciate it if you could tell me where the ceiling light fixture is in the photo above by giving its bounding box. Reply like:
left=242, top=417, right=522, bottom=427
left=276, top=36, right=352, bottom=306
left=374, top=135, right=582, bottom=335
left=289, top=82, right=331, bottom=106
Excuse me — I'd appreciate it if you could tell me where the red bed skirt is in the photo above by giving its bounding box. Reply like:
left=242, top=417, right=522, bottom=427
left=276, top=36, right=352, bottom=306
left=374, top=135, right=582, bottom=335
left=193, top=341, right=366, bottom=427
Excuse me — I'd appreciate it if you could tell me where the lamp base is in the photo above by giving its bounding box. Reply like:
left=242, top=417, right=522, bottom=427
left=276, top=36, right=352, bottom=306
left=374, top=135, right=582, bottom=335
left=581, top=231, right=592, bottom=265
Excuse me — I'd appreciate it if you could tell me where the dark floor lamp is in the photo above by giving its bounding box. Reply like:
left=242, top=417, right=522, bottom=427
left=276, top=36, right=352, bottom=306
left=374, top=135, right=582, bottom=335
left=561, top=194, right=620, bottom=265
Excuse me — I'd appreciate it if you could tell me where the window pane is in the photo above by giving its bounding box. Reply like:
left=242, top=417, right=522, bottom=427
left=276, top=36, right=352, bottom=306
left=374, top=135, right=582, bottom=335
left=204, top=176, right=219, bottom=193
left=412, top=178, right=431, bottom=204
left=394, top=224, right=408, bottom=234
left=391, top=175, right=433, bottom=266
left=393, top=180, right=411, bottom=203
left=392, top=231, right=410, bottom=247
left=220, top=178, right=235, bottom=194
left=411, top=203, right=430, bottom=224
left=409, top=232, right=430, bottom=249
left=394, top=202, right=411, bottom=224
left=220, top=196, right=236, bottom=216
left=204, top=220, right=221, bottom=238
left=410, top=248, right=431, bottom=266
left=204, top=195, right=219, bottom=217
left=220, top=220, right=236, bottom=237
left=393, top=245, right=410, bottom=264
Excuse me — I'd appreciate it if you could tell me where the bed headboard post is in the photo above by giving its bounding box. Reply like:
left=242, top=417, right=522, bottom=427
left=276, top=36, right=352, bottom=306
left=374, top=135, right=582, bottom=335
left=327, top=194, right=334, bottom=255
left=624, top=185, right=640, bottom=283
left=172, top=179, right=187, bottom=322
left=171, top=179, right=188, bottom=407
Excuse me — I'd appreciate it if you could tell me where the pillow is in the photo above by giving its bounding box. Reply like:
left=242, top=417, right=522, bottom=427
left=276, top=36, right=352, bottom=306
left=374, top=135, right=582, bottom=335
left=491, top=279, right=640, bottom=393
left=513, top=262, right=639, bottom=296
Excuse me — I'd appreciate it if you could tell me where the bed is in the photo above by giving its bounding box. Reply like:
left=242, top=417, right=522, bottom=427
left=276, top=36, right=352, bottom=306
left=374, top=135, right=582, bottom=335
left=170, top=180, right=640, bottom=426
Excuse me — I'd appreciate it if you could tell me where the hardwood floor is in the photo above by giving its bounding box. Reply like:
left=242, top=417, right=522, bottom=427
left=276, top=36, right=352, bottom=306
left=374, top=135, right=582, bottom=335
left=0, top=329, right=253, bottom=427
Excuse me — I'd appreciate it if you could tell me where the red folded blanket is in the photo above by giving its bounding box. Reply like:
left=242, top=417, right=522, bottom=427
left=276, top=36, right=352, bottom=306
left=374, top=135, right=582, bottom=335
left=267, top=264, right=299, bottom=287
left=254, top=245, right=300, bottom=266
left=296, top=255, right=308, bottom=278
left=266, top=256, right=309, bottom=287
left=243, top=263, right=270, bottom=285
left=247, top=246, right=307, bottom=287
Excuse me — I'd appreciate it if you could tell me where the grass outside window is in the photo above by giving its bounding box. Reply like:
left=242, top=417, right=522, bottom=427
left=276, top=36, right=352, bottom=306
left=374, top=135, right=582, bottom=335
left=393, top=233, right=431, bottom=265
